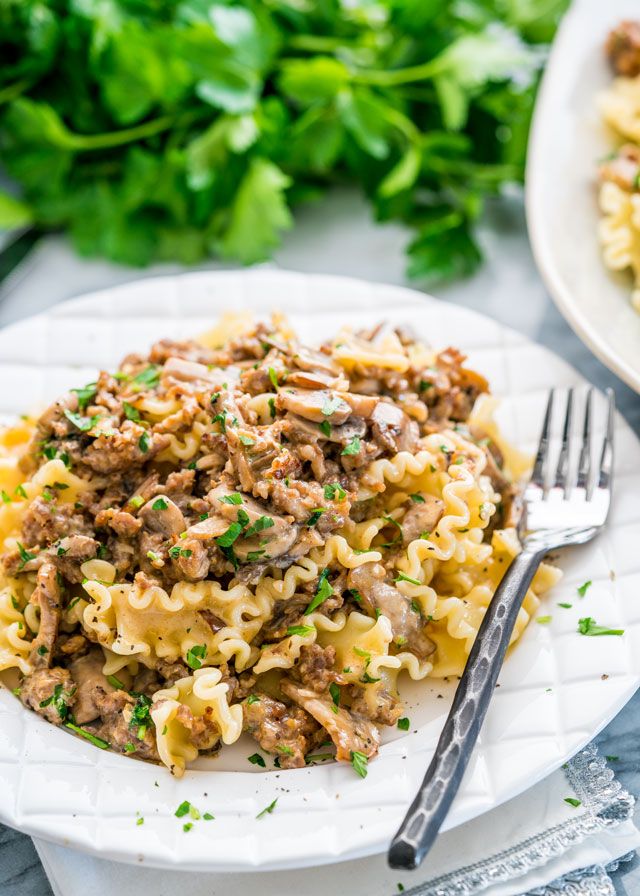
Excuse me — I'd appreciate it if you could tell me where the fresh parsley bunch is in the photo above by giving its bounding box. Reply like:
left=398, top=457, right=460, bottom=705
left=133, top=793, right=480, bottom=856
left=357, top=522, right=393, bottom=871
left=0, top=0, right=567, bottom=281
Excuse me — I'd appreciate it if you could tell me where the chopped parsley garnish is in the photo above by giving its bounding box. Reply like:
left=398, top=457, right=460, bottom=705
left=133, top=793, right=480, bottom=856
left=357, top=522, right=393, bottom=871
left=106, top=674, right=124, bottom=689
left=276, top=744, right=293, bottom=756
left=564, top=797, right=581, bottom=808
left=146, top=550, right=161, bottom=563
left=305, top=568, right=333, bottom=615
left=14, top=484, right=27, bottom=499
left=168, top=545, right=192, bottom=559
left=353, top=646, right=371, bottom=661
left=219, top=493, right=243, bottom=505
left=305, top=753, right=334, bottom=764
left=418, top=380, right=433, bottom=392
left=248, top=753, right=266, bottom=767
left=577, top=580, right=592, bottom=597
left=306, top=508, right=326, bottom=527
left=410, top=493, right=425, bottom=503
left=215, top=521, right=243, bottom=548
left=323, top=482, right=347, bottom=500
left=395, top=572, right=421, bottom=586
left=557, top=602, right=572, bottom=609
left=341, top=436, right=361, bottom=456
left=210, top=392, right=220, bottom=405
left=345, top=588, right=362, bottom=604
left=175, top=801, right=191, bottom=818
left=189, top=805, right=201, bottom=820
left=410, top=599, right=421, bottom=614
left=63, top=408, right=101, bottom=432
left=132, top=365, right=160, bottom=389
left=71, top=383, right=97, bottom=410
left=268, top=367, right=279, bottom=390
left=246, top=694, right=260, bottom=705
left=36, top=645, right=49, bottom=657
left=397, top=717, right=410, bottom=731
left=239, top=433, right=255, bottom=446
left=130, top=495, right=144, bottom=509
left=244, top=515, right=274, bottom=538
left=246, top=549, right=266, bottom=561
left=321, top=396, right=346, bottom=417
left=136, top=816, right=144, bottom=826
left=152, top=497, right=168, bottom=511
left=577, top=617, right=624, bottom=637
left=130, top=693, right=152, bottom=738
left=16, top=542, right=36, bottom=570
left=186, top=644, right=207, bottom=669
left=286, top=624, right=314, bottom=637
left=361, top=671, right=380, bottom=684
left=256, top=798, right=278, bottom=819
left=350, top=750, right=368, bottom=778
left=66, top=723, right=110, bottom=749
left=124, top=743, right=136, bottom=753
left=138, top=432, right=150, bottom=453
left=39, top=683, right=72, bottom=721
left=606, top=755, right=619, bottom=762
left=329, top=682, right=341, bottom=708
left=0, top=490, right=10, bottom=504
left=536, top=615, right=552, bottom=625
left=203, top=812, right=215, bottom=821
left=268, top=397, right=277, bottom=419
left=319, top=420, right=331, bottom=438
left=123, top=402, right=141, bottom=422
left=183, top=823, right=193, bottom=832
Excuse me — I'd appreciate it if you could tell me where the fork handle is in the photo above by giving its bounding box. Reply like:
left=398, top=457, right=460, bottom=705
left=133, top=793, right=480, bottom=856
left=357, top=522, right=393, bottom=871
left=388, top=546, right=544, bottom=870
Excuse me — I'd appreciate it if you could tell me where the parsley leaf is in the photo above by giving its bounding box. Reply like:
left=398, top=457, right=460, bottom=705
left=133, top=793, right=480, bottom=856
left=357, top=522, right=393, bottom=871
left=341, top=436, right=361, bottom=456
left=577, top=580, right=592, bottom=597
left=248, top=752, right=266, bottom=767
left=256, top=797, right=278, bottom=819
left=324, top=482, right=347, bottom=500
left=63, top=409, right=100, bottom=432
left=219, top=493, right=243, bottom=505
left=305, top=568, right=333, bottom=615
left=350, top=750, right=368, bottom=778
left=577, top=617, right=624, bottom=637
left=397, top=717, right=410, bottom=731
left=286, top=624, right=314, bottom=637
left=186, top=643, right=207, bottom=669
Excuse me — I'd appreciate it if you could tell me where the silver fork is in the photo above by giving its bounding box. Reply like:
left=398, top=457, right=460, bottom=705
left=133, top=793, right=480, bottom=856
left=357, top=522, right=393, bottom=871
left=388, top=387, right=615, bottom=871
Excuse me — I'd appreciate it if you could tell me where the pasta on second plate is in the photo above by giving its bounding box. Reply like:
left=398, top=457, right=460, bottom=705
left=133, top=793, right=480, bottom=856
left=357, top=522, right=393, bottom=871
left=597, top=21, right=640, bottom=312
left=0, top=314, right=558, bottom=776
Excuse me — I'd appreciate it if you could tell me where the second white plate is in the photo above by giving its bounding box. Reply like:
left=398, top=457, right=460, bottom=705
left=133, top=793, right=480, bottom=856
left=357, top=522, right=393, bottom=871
left=526, top=0, right=640, bottom=393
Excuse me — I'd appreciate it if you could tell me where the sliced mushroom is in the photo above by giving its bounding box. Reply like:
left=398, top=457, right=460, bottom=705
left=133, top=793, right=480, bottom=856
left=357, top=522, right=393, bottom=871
left=280, top=679, right=379, bottom=762
left=276, top=389, right=351, bottom=425
left=139, top=494, right=185, bottom=537
left=370, top=401, right=419, bottom=453
left=347, top=563, right=436, bottom=660
left=401, top=495, right=444, bottom=544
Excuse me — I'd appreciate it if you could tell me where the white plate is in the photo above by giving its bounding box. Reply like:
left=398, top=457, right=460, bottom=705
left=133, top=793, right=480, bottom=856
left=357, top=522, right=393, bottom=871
left=526, top=0, right=640, bottom=394
left=1, top=269, right=639, bottom=872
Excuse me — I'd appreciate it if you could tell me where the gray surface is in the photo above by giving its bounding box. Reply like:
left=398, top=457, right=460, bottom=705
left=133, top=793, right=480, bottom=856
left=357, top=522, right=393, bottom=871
left=0, top=191, right=638, bottom=895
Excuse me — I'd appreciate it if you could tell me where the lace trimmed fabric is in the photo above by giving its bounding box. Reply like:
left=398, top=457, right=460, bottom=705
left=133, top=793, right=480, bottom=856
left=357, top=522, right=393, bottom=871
left=402, top=745, right=635, bottom=896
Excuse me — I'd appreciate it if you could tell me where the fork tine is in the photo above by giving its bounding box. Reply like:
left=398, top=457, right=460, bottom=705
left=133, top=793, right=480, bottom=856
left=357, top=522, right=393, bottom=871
left=531, top=389, right=554, bottom=487
left=597, top=388, right=615, bottom=491
left=576, top=387, right=593, bottom=490
left=553, top=388, right=573, bottom=491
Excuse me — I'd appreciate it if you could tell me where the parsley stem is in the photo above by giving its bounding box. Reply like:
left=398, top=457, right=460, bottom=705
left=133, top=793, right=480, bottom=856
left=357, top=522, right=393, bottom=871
left=0, top=78, right=34, bottom=105
left=353, top=58, right=446, bottom=87
left=47, top=108, right=208, bottom=153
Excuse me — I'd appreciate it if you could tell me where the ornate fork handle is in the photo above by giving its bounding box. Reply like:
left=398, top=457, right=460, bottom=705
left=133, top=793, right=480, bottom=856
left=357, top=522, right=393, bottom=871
left=388, top=545, right=545, bottom=870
